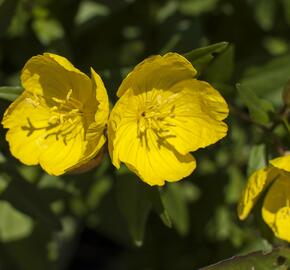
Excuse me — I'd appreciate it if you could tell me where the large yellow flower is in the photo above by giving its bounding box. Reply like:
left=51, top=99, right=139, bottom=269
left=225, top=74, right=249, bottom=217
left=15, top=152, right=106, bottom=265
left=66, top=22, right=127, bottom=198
left=108, top=53, right=229, bottom=186
left=238, top=154, right=290, bottom=242
left=2, top=53, right=109, bottom=175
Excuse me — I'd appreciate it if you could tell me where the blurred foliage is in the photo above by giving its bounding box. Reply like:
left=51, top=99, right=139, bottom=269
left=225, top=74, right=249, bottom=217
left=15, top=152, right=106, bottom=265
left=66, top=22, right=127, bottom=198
left=0, top=0, right=290, bottom=270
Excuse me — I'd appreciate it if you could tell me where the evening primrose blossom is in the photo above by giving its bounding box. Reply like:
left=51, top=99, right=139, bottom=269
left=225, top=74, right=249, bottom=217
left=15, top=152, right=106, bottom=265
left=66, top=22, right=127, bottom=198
left=238, top=154, right=290, bottom=242
left=2, top=53, right=109, bottom=175
left=108, top=53, right=229, bottom=186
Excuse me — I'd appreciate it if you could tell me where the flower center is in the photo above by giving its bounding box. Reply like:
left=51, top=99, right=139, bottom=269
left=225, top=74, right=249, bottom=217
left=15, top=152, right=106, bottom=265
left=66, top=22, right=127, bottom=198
left=137, top=93, right=176, bottom=145
left=24, top=89, right=84, bottom=144
left=48, top=89, right=82, bottom=125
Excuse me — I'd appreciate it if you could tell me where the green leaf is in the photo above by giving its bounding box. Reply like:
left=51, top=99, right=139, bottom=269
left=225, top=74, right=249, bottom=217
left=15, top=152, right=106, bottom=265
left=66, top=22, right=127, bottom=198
left=247, top=144, right=267, bottom=176
left=253, top=0, right=276, bottom=31
left=240, top=54, right=290, bottom=106
left=0, top=200, right=33, bottom=242
left=206, top=206, right=232, bottom=242
left=0, top=0, right=18, bottom=37
left=86, top=175, right=112, bottom=210
left=225, top=166, right=244, bottom=204
left=201, top=247, right=290, bottom=270
left=75, top=0, right=110, bottom=26
left=160, top=183, right=189, bottom=236
left=116, top=173, right=152, bottom=246
left=7, top=0, right=29, bottom=37
left=236, top=83, right=274, bottom=125
left=148, top=187, right=172, bottom=228
left=0, top=172, right=62, bottom=231
left=179, top=0, right=218, bottom=16
left=0, top=86, right=22, bottom=101
left=183, top=42, right=229, bottom=75
left=2, top=220, right=59, bottom=270
left=263, top=37, right=288, bottom=56
left=0, top=173, right=11, bottom=195
left=204, top=44, right=234, bottom=83
left=32, top=18, right=64, bottom=46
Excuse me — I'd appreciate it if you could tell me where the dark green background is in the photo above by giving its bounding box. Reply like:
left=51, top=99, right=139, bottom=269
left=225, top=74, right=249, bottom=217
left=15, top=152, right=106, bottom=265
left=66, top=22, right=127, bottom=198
left=0, top=0, right=289, bottom=269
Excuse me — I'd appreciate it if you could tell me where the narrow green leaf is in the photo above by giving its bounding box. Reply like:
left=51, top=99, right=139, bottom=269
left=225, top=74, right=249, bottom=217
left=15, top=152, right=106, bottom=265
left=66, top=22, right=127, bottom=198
left=247, top=144, right=267, bottom=176
left=201, top=247, right=290, bottom=270
left=183, top=42, right=229, bottom=75
left=0, top=86, right=22, bottom=101
left=160, top=183, right=189, bottom=236
left=116, top=174, right=152, bottom=246
left=148, top=187, right=172, bottom=228
left=236, top=83, right=274, bottom=125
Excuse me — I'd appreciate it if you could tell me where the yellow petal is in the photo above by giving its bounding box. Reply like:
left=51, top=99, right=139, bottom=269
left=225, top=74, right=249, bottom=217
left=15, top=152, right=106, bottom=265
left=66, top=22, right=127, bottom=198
left=21, top=54, right=91, bottom=104
left=2, top=92, right=51, bottom=165
left=107, top=89, right=135, bottom=168
left=44, top=53, right=85, bottom=74
left=117, top=53, right=197, bottom=97
left=262, top=174, right=290, bottom=241
left=272, top=207, right=290, bottom=242
left=39, top=126, right=86, bottom=175
left=237, top=166, right=278, bottom=220
left=270, top=155, right=290, bottom=173
left=114, top=123, right=196, bottom=186
left=90, top=68, right=109, bottom=125
left=164, top=79, right=229, bottom=154
left=69, top=68, right=109, bottom=169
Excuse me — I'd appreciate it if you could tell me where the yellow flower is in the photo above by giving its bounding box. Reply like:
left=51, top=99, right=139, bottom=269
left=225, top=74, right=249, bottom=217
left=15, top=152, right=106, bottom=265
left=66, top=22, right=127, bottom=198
left=108, top=53, right=229, bottom=186
left=238, top=154, right=290, bottom=242
left=2, top=53, right=109, bottom=175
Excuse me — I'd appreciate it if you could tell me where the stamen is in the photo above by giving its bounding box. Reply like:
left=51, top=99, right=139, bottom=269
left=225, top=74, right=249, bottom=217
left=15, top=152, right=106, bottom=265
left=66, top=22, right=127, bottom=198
left=66, top=89, right=73, bottom=101
left=25, top=97, right=39, bottom=107
left=23, top=90, right=85, bottom=144
left=137, top=92, right=177, bottom=146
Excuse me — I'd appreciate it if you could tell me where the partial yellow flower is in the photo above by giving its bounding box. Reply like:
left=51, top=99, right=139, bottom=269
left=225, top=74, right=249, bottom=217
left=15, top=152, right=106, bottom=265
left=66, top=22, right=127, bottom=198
left=108, top=53, right=229, bottom=186
left=2, top=53, right=109, bottom=175
left=238, top=154, right=290, bottom=242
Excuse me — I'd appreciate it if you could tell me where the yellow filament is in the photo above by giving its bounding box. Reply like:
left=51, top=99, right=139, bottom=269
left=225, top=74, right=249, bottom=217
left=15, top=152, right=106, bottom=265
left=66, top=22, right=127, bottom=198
left=24, top=89, right=84, bottom=143
left=137, top=94, right=176, bottom=144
